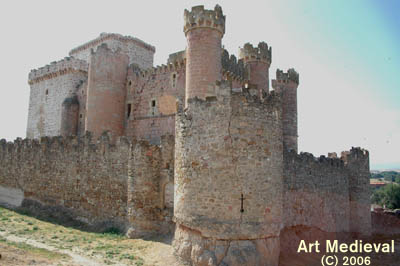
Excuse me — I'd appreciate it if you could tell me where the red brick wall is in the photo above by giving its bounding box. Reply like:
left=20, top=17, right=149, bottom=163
left=86, top=44, right=129, bottom=139
left=248, top=61, right=270, bottom=95
left=185, top=28, right=222, bottom=105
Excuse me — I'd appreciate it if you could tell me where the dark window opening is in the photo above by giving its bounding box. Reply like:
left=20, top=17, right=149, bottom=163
left=128, top=80, right=132, bottom=86
left=127, top=104, right=132, bottom=118
left=79, top=114, right=83, bottom=118
left=172, top=73, right=177, bottom=87
left=45, top=89, right=49, bottom=95
left=151, top=100, right=156, bottom=107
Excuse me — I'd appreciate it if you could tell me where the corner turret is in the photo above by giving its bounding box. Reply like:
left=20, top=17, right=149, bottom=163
left=239, top=42, right=272, bottom=97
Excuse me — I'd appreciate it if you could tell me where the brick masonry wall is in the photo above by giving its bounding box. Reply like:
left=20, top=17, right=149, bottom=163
left=125, top=63, right=186, bottom=144
left=247, top=61, right=270, bottom=96
left=85, top=44, right=129, bottom=139
left=185, top=28, right=222, bottom=105
left=69, top=33, right=155, bottom=69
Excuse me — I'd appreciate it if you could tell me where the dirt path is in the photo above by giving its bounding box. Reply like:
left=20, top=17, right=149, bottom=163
left=0, top=231, right=102, bottom=266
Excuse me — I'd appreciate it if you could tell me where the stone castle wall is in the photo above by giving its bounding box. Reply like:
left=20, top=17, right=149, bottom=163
left=283, top=148, right=371, bottom=235
left=283, top=151, right=350, bottom=233
left=0, top=133, right=175, bottom=234
left=27, top=57, right=88, bottom=139
left=69, top=33, right=155, bottom=69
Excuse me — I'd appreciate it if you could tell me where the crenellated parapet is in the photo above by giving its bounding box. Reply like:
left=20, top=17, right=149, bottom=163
left=167, top=50, right=186, bottom=64
left=239, top=42, right=272, bottom=65
left=69, top=32, right=155, bottom=56
left=221, top=49, right=246, bottom=81
left=129, top=60, right=186, bottom=82
left=341, top=147, right=369, bottom=163
left=275, top=68, right=299, bottom=85
left=183, top=5, right=225, bottom=36
left=28, top=57, right=88, bottom=85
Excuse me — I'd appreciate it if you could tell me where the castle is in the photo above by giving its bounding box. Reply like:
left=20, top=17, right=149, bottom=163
left=0, top=5, right=371, bottom=266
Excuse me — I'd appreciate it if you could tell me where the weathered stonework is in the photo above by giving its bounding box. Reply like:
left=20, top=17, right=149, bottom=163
left=69, top=33, right=155, bottom=69
left=1, top=4, right=373, bottom=266
left=0, top=133, right=174, bottom=234
left=173, top=82, right=283, bottom=265
left=27, top=57, right=88, bottom=139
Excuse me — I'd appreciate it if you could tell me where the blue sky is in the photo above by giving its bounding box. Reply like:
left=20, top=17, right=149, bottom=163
left=0, top=0, right=398, bottom=169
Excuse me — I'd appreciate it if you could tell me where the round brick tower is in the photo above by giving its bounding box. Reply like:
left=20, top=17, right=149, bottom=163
left=60, top=95, right=79, bottom=136
left=85, top=44, right=129, bottom=139
left=184, top=5, right=225, bottom=106
left=239, top=42, right=272, bottom=97
left=272, top=69, right=299, bottom=152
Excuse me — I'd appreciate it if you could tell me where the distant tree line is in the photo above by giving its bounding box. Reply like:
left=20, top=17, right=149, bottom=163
left=371, top=171, right=400, bottom=183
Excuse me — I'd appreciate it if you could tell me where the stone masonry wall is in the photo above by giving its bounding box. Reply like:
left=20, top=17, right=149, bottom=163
left=0, top=133, right=175, bottom=234
left=27, top=58, right=88, bottom=139
left=0, top=133, right=130, bottom=229
left=126, top=135, right=175, bottom=237
left=342, top=148, right=372, bottom=236
left=69, top=33, right=155, bottom=69
left=283, top=151, right=351, bottom=233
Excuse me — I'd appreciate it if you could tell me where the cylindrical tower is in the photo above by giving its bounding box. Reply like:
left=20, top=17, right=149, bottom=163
left=60, top=95, right=79, bottom=136
left=184, top=5, right=225, bottom=106
left=272, top=68, right=299, bottom=152
left=85, top=43, right=129, bottom=139
left=239, top=42, right=272, bottom=97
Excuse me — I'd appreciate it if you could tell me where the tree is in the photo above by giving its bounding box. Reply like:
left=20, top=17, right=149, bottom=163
left=372, top=184, right=400, bottom=209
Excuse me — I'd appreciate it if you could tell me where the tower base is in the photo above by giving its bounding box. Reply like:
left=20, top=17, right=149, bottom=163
left=173, top=224, right=280, bottom=266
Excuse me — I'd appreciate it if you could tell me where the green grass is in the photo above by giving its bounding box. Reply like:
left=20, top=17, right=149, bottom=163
left=0, top=207, right=147, bottom=265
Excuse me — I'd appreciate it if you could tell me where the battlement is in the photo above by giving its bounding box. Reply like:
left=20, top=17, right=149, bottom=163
left=28, top=57, right=88, bottom=85
left=69, top=33, right=155, bottom=56
left=275, top=68, right=299, bottom=84
left=221, top=49, right=246, bottom=81
left=286, top=149, right=345, bottom=168
left=129, top=59, right=186, bottom=81
left=285, top=147, right=369, bottom=170
left=239, top=42, right=272, bottom=64
left=167, top=50, right=186, bottom=64
left=0, top=132, right=143, bottom=160
left=183, top=5, right=225, bottom=36
left=341, top=147, right=369, bottom=163
left=183, top=80, right=281, bottom=114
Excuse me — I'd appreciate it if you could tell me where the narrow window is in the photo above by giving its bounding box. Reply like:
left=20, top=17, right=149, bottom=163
left=151, top=100, right=156, bottom=107
left=79, top=114, right=83, bottom=118
left=45, top=89, right=49, bottom=95
left=128, top=80, right=132, bottom=86
left=127, top=104, right=132, bottom=118
left=172, top=73, right=177, bottom=87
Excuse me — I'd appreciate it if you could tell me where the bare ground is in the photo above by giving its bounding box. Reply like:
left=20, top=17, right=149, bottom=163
left=0, top=207, right=182, bottom=266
